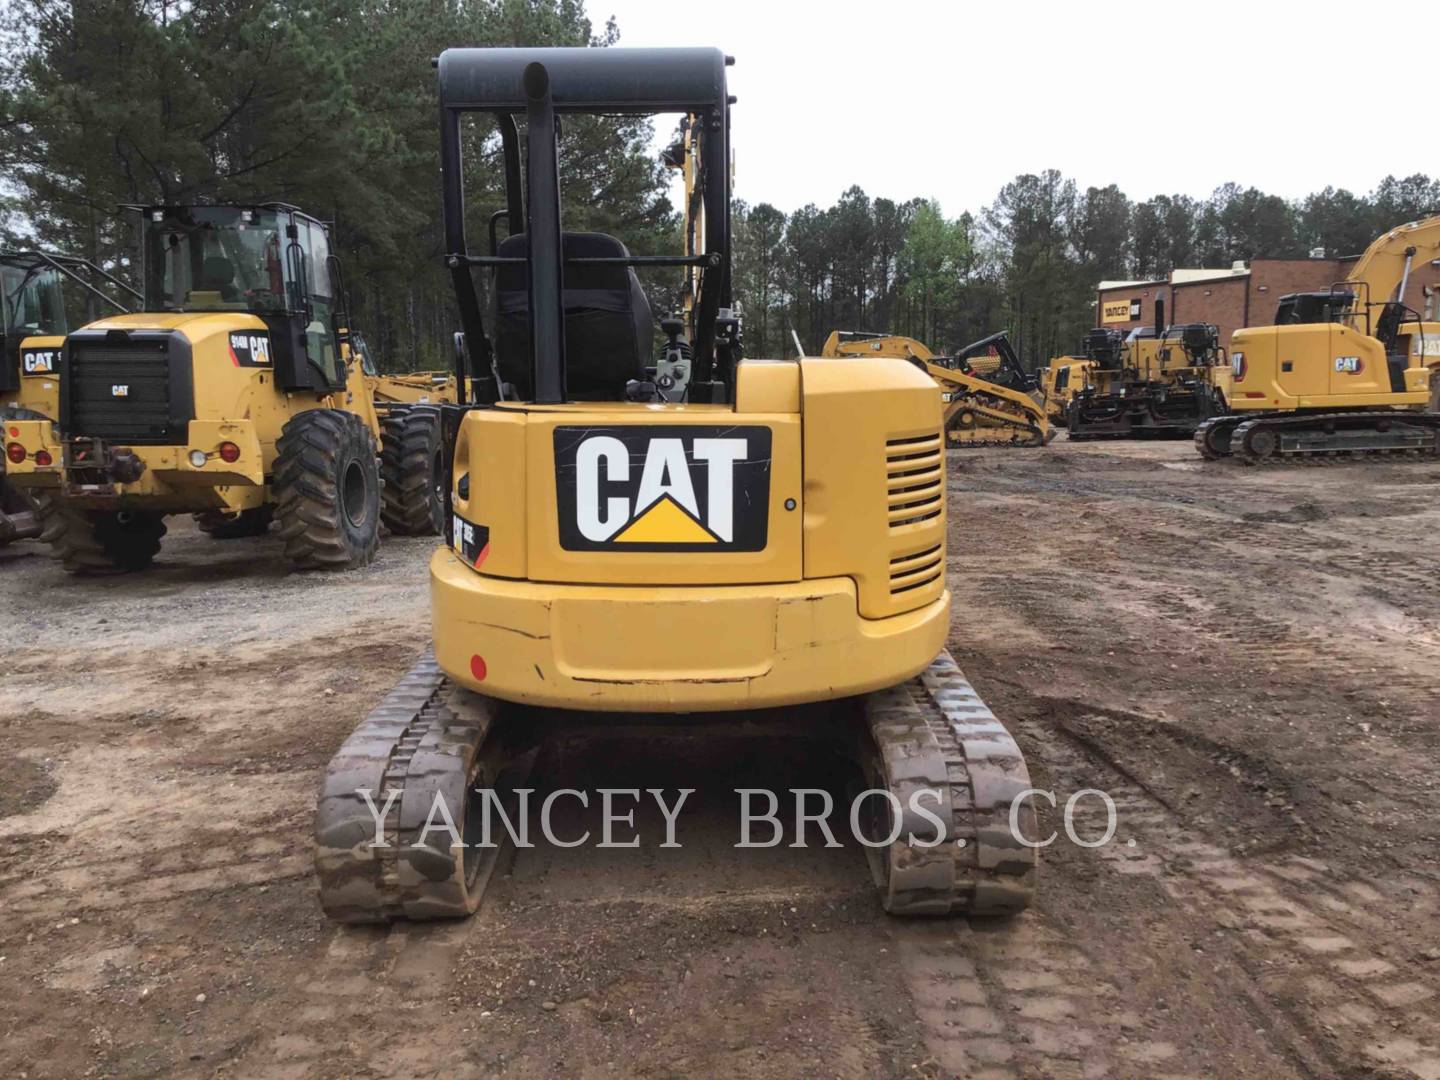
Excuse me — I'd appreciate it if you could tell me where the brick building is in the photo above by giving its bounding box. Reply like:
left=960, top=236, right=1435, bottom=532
left=1095, top=256, right=1440, bottom=345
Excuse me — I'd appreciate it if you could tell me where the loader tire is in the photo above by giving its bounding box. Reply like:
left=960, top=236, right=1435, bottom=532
left=34, top=492, right=166, bottom=574
left=194, top=505, right=274, bottom=539
left=273, top=409, right=380, bottom=571
left=0, top=478, right=41, bottom=546
left=379, top=407, right=444, bottom=536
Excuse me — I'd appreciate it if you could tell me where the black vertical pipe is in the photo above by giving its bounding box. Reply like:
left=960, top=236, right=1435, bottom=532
left=439, top=104, right=489, bottom=401
left=523, top=61, right=565, bottom=404
left=692, top=105, right=727, bottom=380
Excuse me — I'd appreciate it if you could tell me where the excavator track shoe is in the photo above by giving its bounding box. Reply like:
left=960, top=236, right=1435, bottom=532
left=314, top=650, right=509, bottom=923
left=861, top=651, right=1036, bottom=917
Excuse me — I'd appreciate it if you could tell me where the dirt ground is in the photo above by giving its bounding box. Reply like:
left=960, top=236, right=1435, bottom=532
left=2, top=438, right=1438, bottom=1079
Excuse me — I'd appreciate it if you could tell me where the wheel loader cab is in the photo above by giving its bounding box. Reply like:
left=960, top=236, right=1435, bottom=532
left=2, top=254, right=71, bottom=395
left=138, top=204, right=345, bottom=391
left=431, top=47, right=951, bottom=710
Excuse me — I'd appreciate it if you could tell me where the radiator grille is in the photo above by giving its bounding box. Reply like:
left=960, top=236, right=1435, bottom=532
left=68, top=340, right=173, bottom=442
left=885, top=432, right=943, bottom=533
left=889, top=543, right=943, bottom=595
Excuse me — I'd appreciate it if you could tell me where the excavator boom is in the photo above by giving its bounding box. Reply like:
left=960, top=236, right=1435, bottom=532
left=1342, top=214, right=1440, bottom=323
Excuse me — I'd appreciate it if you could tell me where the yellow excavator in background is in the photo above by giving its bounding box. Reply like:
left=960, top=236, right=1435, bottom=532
left=1196, top=215, right=1440, bottom=462
left=2, top=251, right=139, bottom=544
left=1035, top=356, right=1096, bottom=426
left=821, top=330, right=1052, bottom=447
left=314, top=46, right=1037, bottom=925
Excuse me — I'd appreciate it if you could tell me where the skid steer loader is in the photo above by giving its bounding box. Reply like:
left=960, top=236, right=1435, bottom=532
left=314, top=47, right=1037, bottom=923
left=821, top=330, right=1051, bottom=447
left=3, top=205, right=445, bottom=570
left=2, top=251, right=139, bottom=544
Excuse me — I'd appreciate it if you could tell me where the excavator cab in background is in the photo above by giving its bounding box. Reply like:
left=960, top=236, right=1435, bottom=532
left=1197, top=215, right=1440, bottom=462
left=2, top=251, right=139, bottom=544
left=314, top=46, right=1038, bottom=924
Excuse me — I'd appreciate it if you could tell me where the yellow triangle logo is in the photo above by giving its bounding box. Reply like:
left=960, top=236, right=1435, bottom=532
left=613, top=494, right=717, bottom=544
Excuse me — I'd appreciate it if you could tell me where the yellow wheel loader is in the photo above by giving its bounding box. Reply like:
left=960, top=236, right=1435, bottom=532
left=314, top=47, right=1037, bottom=923
left=1067, top=304, right=1230, bottom=439
left=1196, top=215, right=1440, bottom=463
left=3, top=205, right=446, bottom=571
left=352, top=332, right=468, bottom=537
left=821, top=329, right=1052, bottom=447
left=2, top=251, right=139, bottom=544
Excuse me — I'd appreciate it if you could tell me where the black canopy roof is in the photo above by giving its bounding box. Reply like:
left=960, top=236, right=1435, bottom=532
left=436, top=47, right=728, bottom=113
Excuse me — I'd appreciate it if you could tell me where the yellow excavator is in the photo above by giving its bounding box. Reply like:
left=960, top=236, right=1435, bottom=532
left=821, top=330, right=1052, bottom=447
left=2, top=251, right=139, bottom=544
left=314, top=47, right=1037, bottom=923
left=1196, top=215, right=1440, bottom=462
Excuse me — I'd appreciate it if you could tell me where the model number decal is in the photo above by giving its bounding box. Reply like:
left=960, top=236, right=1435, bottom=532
left=228, top=332, right=272, bottom=367
left=451, top=512, right=490, bottom=568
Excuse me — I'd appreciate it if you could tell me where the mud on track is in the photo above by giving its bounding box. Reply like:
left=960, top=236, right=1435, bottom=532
left=1, top=438, right=1437, bottom=1078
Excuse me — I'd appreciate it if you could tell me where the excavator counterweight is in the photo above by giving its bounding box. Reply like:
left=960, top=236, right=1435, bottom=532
left=314, top=46, right=1038, bottom=925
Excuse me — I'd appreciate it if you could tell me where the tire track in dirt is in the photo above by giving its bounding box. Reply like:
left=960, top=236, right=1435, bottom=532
left=1043, top=734, right=1440, bottom=1080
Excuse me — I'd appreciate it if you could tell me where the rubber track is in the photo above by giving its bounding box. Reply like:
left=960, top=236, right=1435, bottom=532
left=947, top=391, right=1046, bottom=448
left=378, top=407, right=442, bottom=536
left=1232, top=411, right=1440, bottom=466
left=313, top=650, right=499, bottom=923
left=1193, top=416, right=1235, bottom=460
left=318, top=650, right=1034, bottom=924
left=863, top=651, right=1037, bottom=915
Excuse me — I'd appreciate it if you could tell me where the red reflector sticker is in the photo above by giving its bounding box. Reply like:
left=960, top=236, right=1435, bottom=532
left=470, top=654, right=487, bottom=682
left=7, top=426, right=17, bottom=438
left=473, top=542, right=490, bottom=569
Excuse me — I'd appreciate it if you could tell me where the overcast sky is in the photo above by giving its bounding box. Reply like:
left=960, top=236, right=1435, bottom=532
left=600, top=0, right=1429, bottom=216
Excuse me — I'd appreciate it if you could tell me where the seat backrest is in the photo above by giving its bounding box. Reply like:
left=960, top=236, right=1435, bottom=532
left=199, top=255, right=237, bottom=299
left=494, top=231, right=653, bottom=400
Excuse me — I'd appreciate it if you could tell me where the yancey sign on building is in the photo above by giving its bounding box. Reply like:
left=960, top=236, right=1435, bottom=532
left=1101, top=299, right=1140, bottom=324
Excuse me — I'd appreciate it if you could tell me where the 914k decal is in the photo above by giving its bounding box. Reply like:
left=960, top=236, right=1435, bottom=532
left=554, top=425, right=772, bottom=552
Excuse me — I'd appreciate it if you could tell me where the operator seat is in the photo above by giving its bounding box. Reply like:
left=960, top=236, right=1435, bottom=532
left=198, top=256, right=238, bottom=301
left=494, top=231, right=653, bottom=400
